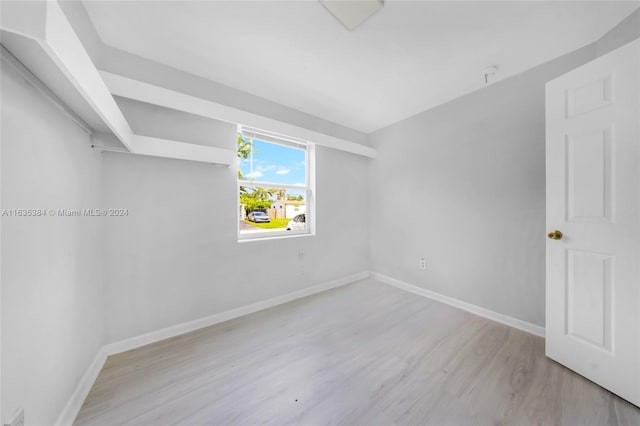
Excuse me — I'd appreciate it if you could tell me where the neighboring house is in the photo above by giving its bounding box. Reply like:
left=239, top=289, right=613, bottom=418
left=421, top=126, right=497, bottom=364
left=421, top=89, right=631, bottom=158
left=271, top=200, right=306, bottom=219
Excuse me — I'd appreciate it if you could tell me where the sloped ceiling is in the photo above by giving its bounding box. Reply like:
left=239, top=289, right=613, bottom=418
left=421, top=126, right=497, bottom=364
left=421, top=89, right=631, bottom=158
left=83, top=1, right=639, bottom=133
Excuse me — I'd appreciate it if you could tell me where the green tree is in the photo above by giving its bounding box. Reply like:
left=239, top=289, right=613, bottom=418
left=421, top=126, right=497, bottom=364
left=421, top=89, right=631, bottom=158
left=270, top=188, right=286, bottom=201
left=237, top=134, right=254, bottom=190
left=237, top=134, right=252, bottom=161
left=240, top=198, right=272, bottom=215
left=249, top=187, right=272, bottom=201
left=240, top=188, right=273, bottom=215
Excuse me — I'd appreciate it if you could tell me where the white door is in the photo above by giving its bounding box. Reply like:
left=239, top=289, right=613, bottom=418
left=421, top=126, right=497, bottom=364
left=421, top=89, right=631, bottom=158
left=546, top=38, right=640, bottom=406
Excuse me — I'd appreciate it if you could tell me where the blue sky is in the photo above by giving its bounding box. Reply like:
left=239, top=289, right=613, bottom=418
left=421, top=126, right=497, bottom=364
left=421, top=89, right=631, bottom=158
left=238, top=139, right=306, bottom=186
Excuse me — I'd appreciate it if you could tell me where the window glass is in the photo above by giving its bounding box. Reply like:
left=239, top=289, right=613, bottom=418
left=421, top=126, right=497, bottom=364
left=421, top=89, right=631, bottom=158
left=238, top=139, right=306, bottom=186
left=237, top=128, right=312, bottom=239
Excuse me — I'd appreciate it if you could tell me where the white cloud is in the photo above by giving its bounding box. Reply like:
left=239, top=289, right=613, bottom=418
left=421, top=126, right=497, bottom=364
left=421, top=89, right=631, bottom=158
left=256, top=165, right=276, bottom=173
left=275, top=168, right=291, bottom=175
left=242, top=164, right=275, bottom=179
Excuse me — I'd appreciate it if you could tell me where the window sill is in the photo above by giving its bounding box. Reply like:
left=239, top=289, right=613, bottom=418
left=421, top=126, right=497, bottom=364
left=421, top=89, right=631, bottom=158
left=238, top=232, right=315, bottom=243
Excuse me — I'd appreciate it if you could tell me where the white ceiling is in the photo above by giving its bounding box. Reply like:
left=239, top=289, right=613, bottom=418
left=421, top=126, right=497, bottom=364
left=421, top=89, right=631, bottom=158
left=83, top=1, right=639, bottom=134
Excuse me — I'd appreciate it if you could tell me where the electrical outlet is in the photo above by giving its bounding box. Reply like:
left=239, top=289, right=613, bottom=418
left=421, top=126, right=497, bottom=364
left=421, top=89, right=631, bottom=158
left=419, top=258, right=426, bottom=270
left=5, top=409, right=24, bottom=426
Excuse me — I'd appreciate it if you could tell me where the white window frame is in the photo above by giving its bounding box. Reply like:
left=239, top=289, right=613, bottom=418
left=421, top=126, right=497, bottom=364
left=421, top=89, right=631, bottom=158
left=237, top=126, right=315, bottom=242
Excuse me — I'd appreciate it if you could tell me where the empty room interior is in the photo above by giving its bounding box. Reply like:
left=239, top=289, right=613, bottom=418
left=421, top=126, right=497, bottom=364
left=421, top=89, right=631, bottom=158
left=2, top=0, right=640, bottom=425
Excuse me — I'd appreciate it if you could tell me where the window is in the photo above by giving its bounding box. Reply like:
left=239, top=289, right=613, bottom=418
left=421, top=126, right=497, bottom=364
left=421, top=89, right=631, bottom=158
left=237, top=126, right=314, bottom=240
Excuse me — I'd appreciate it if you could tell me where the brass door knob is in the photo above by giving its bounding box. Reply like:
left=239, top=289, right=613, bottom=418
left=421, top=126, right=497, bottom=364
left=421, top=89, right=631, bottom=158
left=548, top=230, right=563, bottom=240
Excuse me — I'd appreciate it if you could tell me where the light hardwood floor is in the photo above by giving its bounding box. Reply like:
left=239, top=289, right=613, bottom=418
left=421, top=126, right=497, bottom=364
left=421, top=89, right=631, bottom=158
left=75, top=279, right=640, bottom=425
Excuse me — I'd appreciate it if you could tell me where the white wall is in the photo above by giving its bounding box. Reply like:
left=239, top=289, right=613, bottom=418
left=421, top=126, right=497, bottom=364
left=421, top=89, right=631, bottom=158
left=368, top=45, right=597, bottom=326
left=114, top=96, right=231, bottom=148
left=1, top=60, right=104, bottom=425
left=100, top=103, right=369, bottom=343
left=596, top=7, right=640, bottom=57
left=368, top=8, right=640, bottom=327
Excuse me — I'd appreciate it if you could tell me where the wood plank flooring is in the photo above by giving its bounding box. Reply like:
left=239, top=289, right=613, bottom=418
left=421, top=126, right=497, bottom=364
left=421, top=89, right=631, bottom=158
left=75, top=279, right=640, bottom=425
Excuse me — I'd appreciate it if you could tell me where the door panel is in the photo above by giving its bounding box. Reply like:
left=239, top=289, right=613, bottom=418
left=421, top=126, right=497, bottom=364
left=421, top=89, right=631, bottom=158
left=565, top=249, right=612, bottom=350
left=566, top=74, right=613, bottom=117
left=565, top=127, right=613, bottom=222
left=546, top=39, right=640, bottom=406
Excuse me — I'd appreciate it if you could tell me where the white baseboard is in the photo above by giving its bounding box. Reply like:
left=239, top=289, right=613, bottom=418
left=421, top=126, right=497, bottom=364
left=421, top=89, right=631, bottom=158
left=103, top=270, right=369, bottom=356
left=55, top=348, right=108, bottom=426
left=370, top=272, right=545, bottom=338
left=55, top=270, right=369, bottom=425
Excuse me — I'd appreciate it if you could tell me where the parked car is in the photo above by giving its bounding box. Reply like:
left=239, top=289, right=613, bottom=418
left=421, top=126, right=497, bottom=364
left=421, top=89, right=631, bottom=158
left=247, top=211, right=270, bottom=223
left=286, top=214, right=305, bottom=231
